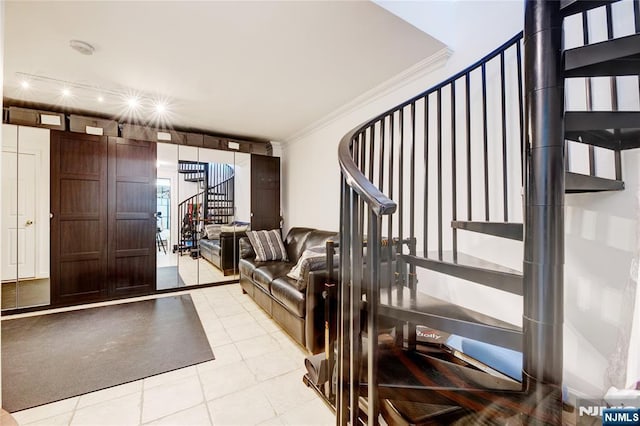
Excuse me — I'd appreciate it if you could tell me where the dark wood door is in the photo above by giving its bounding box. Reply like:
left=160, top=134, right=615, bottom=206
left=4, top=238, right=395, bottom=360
left=108, top=137, right=157, bottom=296
left=251, top=155, right=281, bottom=231
left=51, top=131, right=108, bottom=305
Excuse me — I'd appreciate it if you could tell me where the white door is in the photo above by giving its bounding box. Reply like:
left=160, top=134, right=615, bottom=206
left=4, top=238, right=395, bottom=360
left=2, top=151, right=37, bottom=281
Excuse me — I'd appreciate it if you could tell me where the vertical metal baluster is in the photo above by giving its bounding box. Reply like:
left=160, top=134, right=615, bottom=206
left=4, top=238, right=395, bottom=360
left=500, top=52, right=509, bottom=221
left=482, top=63, right=490, bottom=221
left=451, top=82, right=458, bottom=260
left=380, top=116, right=391, bottom=301
left=388, top=113, right=395, bottom=305
left=399, top=108, right=404, bottom=246
left=379, top=119, right=385, bottom=194
left=466, top=73, right=472, bottom=221
left=408, top=102, right=418, bottom=347
left=366, top=210, right=380, bottom=425
left=582, top=12, right=596, bottom=177
left=350, top=186, right=362, bottom=426
left=360, top=133, right=366, bottom=232
left=635, top=0, right=640, bottom=140
left=410, top=105, right=417, bottom=264
left=424, top=95, right=430, bottom=257
left=606, top=4, right=623, bottom=181
left=369, top=124, right=375, bottom=183
left=437, top=89, right=443, bottom=259
left=337, top=177, right=349, bottom=426
left=369, top=125, right=375, bottom=234
left=517, top=41, right=525, bottom=186
left=352, top=134, right=358, bottom=163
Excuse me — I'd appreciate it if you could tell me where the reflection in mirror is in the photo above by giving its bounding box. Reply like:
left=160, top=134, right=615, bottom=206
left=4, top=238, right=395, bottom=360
left=197, top=148, right=241, bottom=282
left=155, top=142, right=180, bottom=290
left=177, top=145, right=201, bottom=286
left=156, top=144, right=250, bottom=289
left=1, top=124, right=51, bottom=310
left=233, top=152, right=252, bottom=275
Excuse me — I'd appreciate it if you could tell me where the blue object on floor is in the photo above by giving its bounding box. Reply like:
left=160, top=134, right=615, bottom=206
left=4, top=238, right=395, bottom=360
left=445, top=335, right=522, bottom=381
left=444, top=335, right=569, bottom=401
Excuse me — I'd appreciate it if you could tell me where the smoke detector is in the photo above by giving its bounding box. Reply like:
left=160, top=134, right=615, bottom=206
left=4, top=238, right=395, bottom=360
left=69, top=40, right=95, bottom=56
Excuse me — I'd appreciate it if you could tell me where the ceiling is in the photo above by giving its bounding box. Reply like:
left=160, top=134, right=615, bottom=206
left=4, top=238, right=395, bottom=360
left=3, top=1, right=445, bottom=141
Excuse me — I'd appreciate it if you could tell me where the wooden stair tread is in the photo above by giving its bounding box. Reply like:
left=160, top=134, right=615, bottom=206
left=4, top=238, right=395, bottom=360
left=565, top=111, right=640, bottom=132
left=374, top=286, right=522, bottom=351
left=559, top=0, right=617, bottom=16
left=564, top=33, right=640, bottom=77
left=565, top=128, right=640, bottom=151
left=361, top=349, right=523, bottom=412
left=400, top=251, right=523, bottom=296
left=565, top=172, right=625, bottom=193
left=451, top=221, right=523, bottom=241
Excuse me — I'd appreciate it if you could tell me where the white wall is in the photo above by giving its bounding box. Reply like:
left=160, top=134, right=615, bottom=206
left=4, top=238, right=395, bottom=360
left=282, top=0, right=640, bottom=400
left=283, top=0, right=523, bottom=233
left=157, top=142, right=179, bottom=250
left=234, top=152, right=251, bottom=224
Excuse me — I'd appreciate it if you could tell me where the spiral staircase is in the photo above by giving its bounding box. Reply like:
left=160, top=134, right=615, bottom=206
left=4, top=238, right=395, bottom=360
left=176, top=161, right=235, bottom=252
left=335, top=0, right=640, bottom=424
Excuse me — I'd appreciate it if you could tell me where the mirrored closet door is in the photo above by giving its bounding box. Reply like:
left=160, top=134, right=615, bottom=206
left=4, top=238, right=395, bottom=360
left=156, top=144, right=251, bottom=290
left=1, top=124, right=51, bottom=310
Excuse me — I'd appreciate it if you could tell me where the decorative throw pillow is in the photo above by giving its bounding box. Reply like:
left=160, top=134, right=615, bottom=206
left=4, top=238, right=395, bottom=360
left=205, top=224, right=222, bottom=240
left=246, top=230, right=288, bottom=262
left=287, top=246, right=339, bottom=290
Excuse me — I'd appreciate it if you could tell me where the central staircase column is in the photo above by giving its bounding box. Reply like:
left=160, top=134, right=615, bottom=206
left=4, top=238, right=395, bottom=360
left=523, top=0, right=565, bottom=423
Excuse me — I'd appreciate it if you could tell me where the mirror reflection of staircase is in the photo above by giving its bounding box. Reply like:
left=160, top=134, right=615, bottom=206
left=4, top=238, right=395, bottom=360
left=176, top=160, right=235, bottom=256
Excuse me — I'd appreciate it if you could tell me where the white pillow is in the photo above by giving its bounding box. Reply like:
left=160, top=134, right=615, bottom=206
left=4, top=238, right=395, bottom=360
left=287, top=246, right=328, bottom=281
left=205, top=224, right=222, bottom=239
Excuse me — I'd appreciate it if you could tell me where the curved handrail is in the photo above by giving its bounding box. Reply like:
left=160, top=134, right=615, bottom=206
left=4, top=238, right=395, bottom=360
left=338, top=127, right=397, bottom=217
left=338, top=31, right=523, bottom=216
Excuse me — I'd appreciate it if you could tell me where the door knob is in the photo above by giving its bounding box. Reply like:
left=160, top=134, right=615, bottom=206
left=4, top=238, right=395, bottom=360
left=26, top=220, right=34, bottom=226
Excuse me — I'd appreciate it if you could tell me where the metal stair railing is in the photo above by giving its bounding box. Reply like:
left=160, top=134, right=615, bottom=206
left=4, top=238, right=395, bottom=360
left=337, top=31, right=526, bottom=425
left=336, top=0, right=639, bottom=424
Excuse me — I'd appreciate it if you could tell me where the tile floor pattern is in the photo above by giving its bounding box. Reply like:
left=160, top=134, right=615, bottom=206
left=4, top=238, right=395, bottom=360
left=7, top=284, right=335, bottom=426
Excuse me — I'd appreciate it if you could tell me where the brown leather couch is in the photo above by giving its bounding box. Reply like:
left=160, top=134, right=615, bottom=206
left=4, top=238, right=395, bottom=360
left=239, top=227, right=338, bottom=354
left=199, top=231, right=246, bottom=275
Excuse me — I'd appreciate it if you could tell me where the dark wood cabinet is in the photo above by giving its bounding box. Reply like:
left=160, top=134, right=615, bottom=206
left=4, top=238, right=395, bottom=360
left=51, top=132, right=157, bottom=305
left=251, top=155, right=281, bottom=231
left=51, top=131, right=109, bottom=304
left=50, top=132, right=282, bottom=307
left=107, top=137, right=157, bottom=297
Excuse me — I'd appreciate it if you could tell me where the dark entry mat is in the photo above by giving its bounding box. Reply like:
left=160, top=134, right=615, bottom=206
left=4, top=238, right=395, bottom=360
left=1, top=295, right=214, bottom=413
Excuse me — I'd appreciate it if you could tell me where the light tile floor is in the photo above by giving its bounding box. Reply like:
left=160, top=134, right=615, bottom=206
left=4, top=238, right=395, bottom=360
left=7, top=284, right=335, bottom=426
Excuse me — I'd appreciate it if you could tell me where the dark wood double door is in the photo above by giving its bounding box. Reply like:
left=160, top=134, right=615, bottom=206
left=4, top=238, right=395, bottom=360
left=50, top=131, right=157, bottom=305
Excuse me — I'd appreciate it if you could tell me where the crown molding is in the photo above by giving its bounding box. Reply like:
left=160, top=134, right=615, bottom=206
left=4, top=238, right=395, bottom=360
left=283, top=47, right=452, bottom=147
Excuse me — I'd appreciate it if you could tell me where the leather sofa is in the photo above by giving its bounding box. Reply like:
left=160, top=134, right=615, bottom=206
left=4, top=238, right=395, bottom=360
left=199, top=231, right=246, bottom=275
left=239, top=227, right=338, bottom=353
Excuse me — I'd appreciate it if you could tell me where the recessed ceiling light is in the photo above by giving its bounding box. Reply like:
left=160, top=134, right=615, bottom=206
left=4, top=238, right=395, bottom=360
left=20, top=81, right=29, bottom=89
left=97, top=95, right=104, bottom=102
left=69, top=40, right=95, bottom=56
left=62, top=88, right=71, bottom=97
left=127, top=97, right=139, bottom=108
left=155, top=102, right=167, bottom=114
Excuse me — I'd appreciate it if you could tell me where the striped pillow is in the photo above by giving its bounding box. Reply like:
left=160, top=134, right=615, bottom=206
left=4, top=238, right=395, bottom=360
left=246, top=230, right=288, bottom=262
